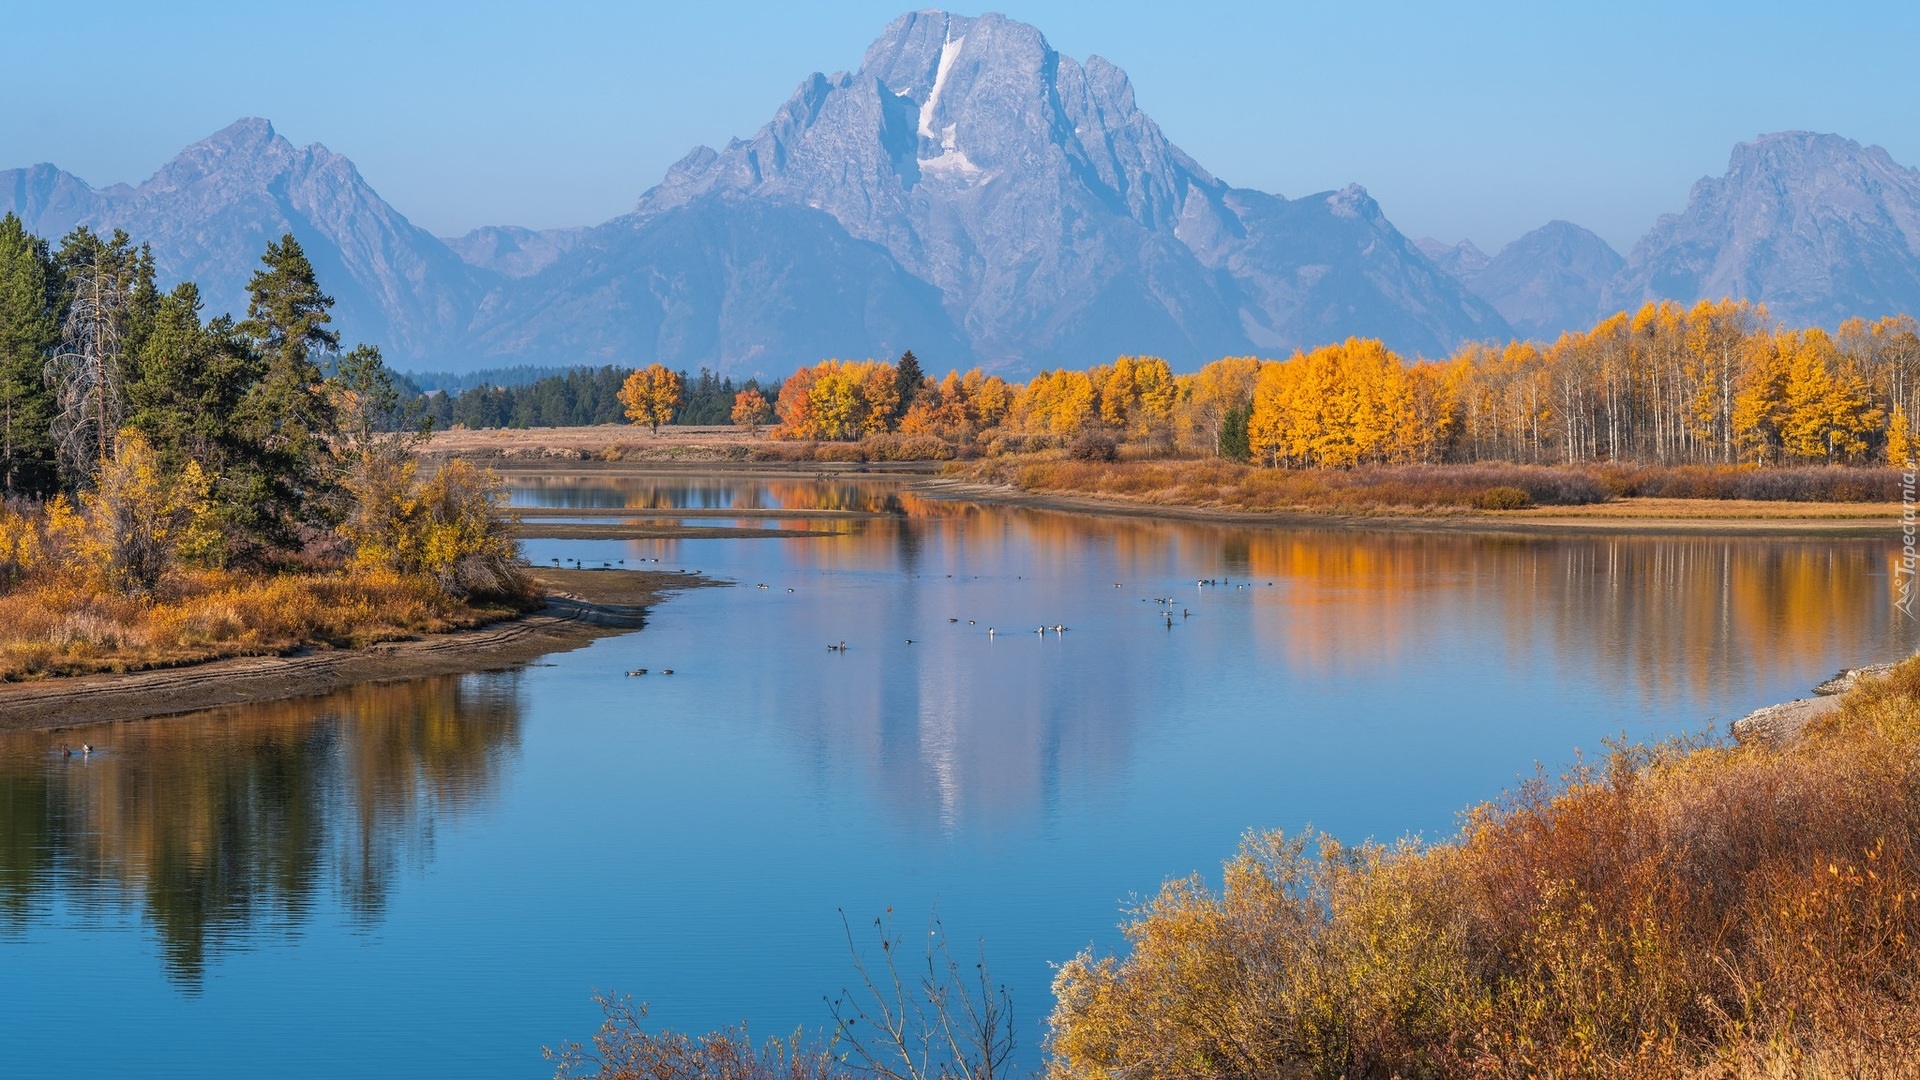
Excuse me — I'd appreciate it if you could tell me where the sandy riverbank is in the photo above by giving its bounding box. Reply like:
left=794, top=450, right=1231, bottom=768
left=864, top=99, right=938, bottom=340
left=0, top=569, right=720, bottom=732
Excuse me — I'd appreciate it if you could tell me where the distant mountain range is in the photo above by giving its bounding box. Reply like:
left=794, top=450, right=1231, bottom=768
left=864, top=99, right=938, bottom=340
left=5, top=12, right=1920, bottom=375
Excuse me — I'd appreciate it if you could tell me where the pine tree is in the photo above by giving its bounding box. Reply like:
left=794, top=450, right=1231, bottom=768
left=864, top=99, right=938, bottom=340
left=124, top=283, right=275, bottom=560
left=1218, top=400, right=1251, bottom=462
left=0, top=214, right=59, bottom=495
left=233, top=234, right=343, bottom=547
left=893, top=350, right=925, bottom=424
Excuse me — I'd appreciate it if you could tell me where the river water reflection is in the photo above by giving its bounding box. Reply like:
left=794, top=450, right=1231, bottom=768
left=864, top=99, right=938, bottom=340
left=1, top=472, right=1910, bottom=1077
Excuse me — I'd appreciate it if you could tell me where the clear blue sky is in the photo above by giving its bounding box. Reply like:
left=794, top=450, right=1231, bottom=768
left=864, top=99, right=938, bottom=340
left=3, top=1, right=1913, bottom=252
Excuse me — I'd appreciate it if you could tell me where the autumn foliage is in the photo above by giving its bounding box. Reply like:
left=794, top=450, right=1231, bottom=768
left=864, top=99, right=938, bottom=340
left=730, top=387, right=772, bottom=434
left=740, top=303, right=1919, bottom=473
left=619, top=364, right=685, bottom=433
left=1047, top=660, right=1920, bottom=1079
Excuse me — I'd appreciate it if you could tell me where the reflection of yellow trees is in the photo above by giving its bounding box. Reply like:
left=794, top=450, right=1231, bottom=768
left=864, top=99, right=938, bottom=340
left=0, top=675, right=520, bottom=983
left=800, top=496, right=1898, bottom=706
left=1233, top=530, right=1897, bottom=702
left=520, top=477, right=1899, bottom=712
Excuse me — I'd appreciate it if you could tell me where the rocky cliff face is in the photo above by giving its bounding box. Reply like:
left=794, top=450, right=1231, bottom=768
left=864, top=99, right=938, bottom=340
left=1605, top=132, right=1920, bottom=327
left=595, top=10, right=1508, bottom=368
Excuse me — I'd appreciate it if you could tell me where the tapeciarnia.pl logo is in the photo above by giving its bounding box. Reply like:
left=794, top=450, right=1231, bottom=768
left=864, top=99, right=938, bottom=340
left=1900, top=463, right=1917, bottom=620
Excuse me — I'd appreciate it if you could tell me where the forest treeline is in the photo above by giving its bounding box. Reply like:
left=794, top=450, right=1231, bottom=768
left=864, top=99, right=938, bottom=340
left=0, top=213, right=523, bottom=677
left=756, top=302, right=1918, bottom=467
left=455, top=300, right=1920, bottom=470
left=409, top=366, right=779, bottom=430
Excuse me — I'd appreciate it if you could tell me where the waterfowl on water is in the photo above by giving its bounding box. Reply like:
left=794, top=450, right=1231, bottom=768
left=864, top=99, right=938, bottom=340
left=661, top=669, right=674, bottom=675
left=905, top=638, right=915, bottom=644
left=627, top=668, right=648, bottom=676
left=81, top=744, right=93, bottom=755
left=947, top=617, right=958, bottom=623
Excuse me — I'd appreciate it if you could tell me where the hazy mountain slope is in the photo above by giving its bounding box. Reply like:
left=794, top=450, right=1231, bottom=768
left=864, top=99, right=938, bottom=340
left=1469, top=221, right=1623, bottom=339
left=464, top=197, right=970, bottom=373
left=444, top=225, right=587, bottom=278
left=1606, top=132, right=1920, bottom=327
left=0, top=119, right=485, bottom=363
left=1414, top=237, right=1491, bottom=283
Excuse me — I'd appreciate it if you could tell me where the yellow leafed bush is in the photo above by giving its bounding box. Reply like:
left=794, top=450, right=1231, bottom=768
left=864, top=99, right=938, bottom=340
left=340, top=455, right=529, bottom=602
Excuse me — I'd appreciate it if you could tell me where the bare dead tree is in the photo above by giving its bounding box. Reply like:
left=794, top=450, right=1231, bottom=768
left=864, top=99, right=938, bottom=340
left=826, top=909, right=1016, bottom=1080
left=46, top=245, right=128, bottom=484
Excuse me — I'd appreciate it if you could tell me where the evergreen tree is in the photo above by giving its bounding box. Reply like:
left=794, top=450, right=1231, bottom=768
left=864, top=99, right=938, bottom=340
left=0, top=214, right=58, bottom=495
left=893, top=349, right=924, bottom=423
left=1219, top=399, right=1252, bottom=462
left=125, top=282, right=269, bottom=556
left=233, top=234, right=342, bottom=547
left=334, top=343, right=425, bottom=454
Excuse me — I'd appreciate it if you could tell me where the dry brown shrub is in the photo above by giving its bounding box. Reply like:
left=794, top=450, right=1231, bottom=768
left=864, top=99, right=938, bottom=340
left=1048, top=661, right=1920, bottom=1079
left=0, top=567, right=520, bottom=680
left=811, top=443, right=867, bottom=463
left=858, top=434, right=955, bottom=461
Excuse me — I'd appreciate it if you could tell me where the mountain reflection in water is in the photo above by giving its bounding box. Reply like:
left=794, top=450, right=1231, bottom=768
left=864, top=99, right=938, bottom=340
left=0, top=674, right=521, bottom=984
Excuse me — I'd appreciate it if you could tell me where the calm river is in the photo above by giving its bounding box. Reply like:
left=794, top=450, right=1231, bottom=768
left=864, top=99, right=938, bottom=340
left=1, top=471, right=1911, bottom=1077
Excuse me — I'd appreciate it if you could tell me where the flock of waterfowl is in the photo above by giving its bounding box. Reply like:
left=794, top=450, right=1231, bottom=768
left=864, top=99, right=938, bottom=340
left=612, top=568, right=1271, bottom=682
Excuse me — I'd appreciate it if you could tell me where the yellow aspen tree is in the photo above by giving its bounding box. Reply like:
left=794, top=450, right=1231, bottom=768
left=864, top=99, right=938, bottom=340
left=618, top=364, right=684, bottom=434
left=1889, top=403, right=1913, bottom=466
left=1183, top=357, right=1260, bottom=455
left=858, top=361, right=901, bottom=435
left=806, top=364, right=864, bottom=440
left=1732, top=331, right=1792, bottom=464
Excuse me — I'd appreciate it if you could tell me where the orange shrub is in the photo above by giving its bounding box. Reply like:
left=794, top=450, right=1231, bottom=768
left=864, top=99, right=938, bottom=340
left=0, top=567, right=521, bottom=680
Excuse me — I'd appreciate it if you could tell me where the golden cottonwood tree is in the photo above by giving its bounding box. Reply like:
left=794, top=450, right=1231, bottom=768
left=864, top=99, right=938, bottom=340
left=771, top=360, right=899, bottom=440
left=618, top=364, right=684, bottom=433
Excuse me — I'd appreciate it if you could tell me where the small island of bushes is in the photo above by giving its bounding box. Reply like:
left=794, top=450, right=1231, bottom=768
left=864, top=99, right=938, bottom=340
left=0, top=215, right=523, bottom=680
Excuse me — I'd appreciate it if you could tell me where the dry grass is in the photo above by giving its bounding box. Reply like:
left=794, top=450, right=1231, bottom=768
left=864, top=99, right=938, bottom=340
left=0, top=567, right=525, bottom=680
left=1047, top=661, right=1920, bottom=1080
left=950, top=458, right=1902, bottom=516
left=951, top=458, right=1611, bottom=513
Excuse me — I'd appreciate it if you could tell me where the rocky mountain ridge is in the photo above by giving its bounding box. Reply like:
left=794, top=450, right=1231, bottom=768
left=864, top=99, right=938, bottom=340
left=4, top=20, right=1917, bottom=373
